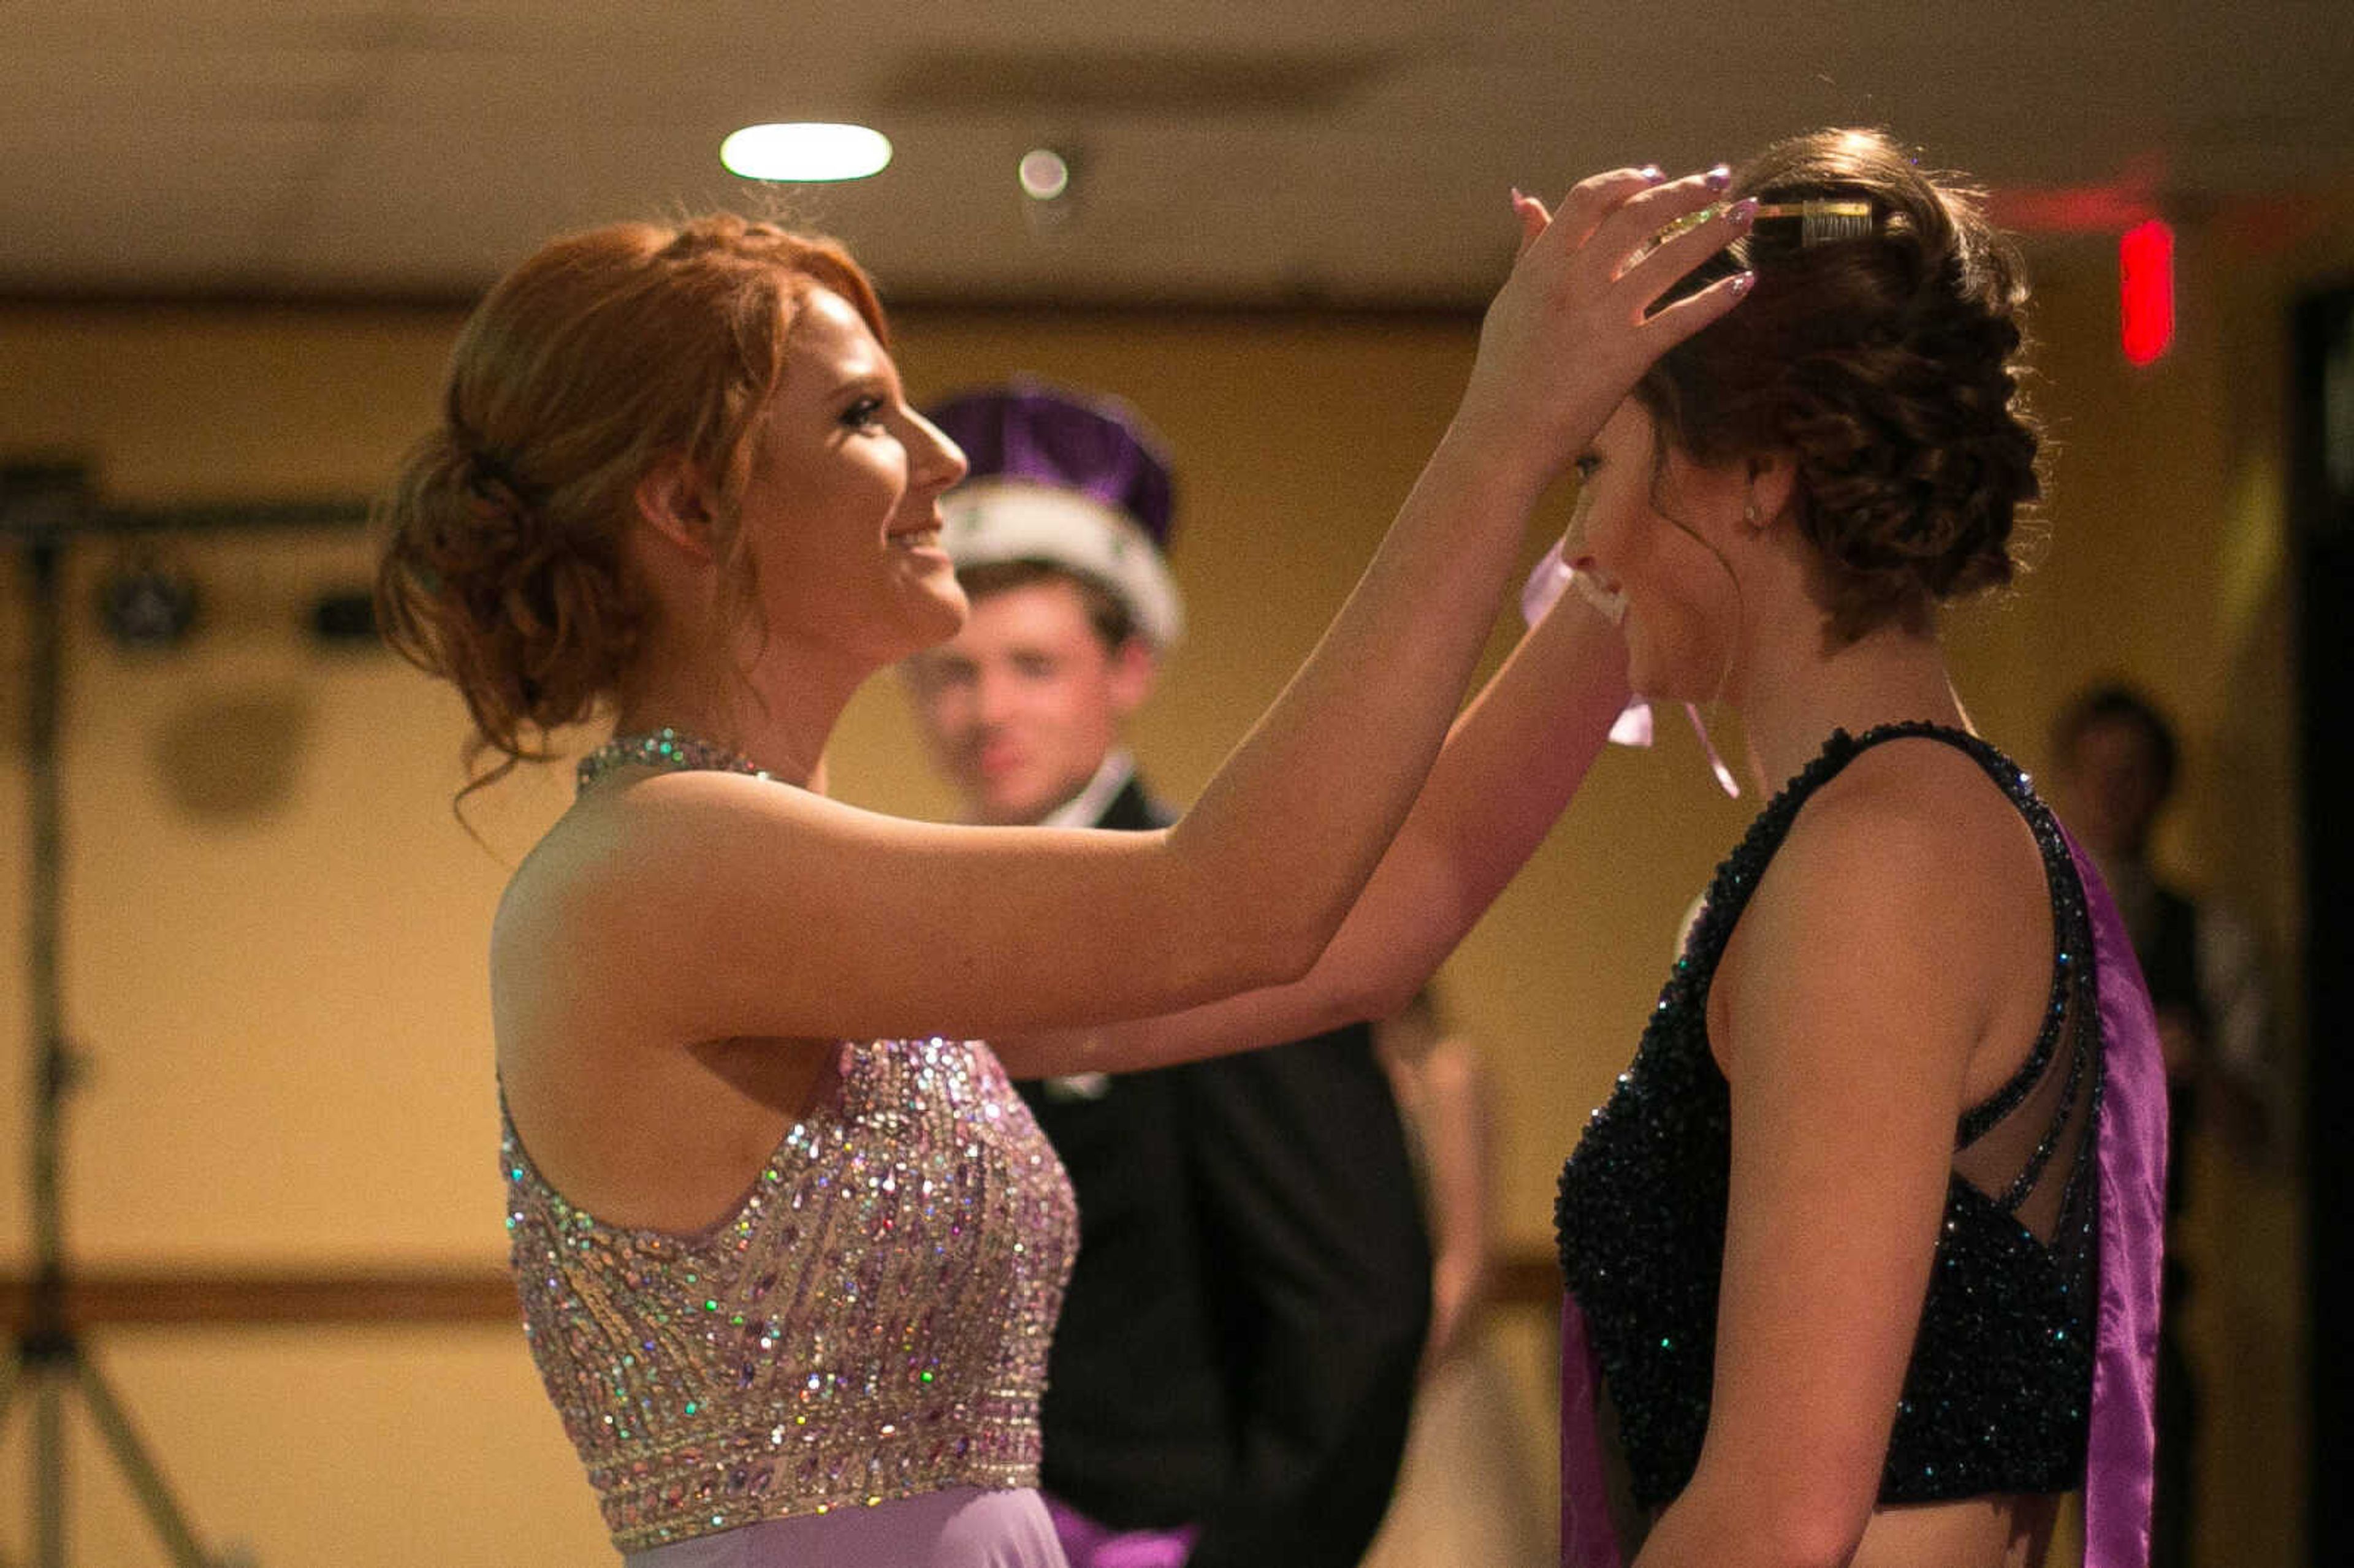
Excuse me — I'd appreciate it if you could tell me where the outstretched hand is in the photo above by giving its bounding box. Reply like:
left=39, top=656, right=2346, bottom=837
left=1456, top=166, right=1756, bottom=492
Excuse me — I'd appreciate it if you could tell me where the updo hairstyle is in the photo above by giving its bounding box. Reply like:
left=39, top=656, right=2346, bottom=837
left=1637, top=129, right=2042, bottom=642
left=375, top=213, right=886, bottom=783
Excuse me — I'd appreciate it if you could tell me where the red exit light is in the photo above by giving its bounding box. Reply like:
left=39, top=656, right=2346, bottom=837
left=2120, top=219, right=2175, bottom=365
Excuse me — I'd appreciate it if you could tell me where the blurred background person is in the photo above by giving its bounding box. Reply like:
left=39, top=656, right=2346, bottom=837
left=2051, top=682, right=2281, bottom=1568
left=1362, top=988, right=1555, bottom=1568
left=902, top=381, right=1433, bottom=1568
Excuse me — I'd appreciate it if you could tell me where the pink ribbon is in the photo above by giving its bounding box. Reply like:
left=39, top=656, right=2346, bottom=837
left=1045, top=1496, right=1198, bottom=1568
left=1519, top=538, right=1738, bottom=796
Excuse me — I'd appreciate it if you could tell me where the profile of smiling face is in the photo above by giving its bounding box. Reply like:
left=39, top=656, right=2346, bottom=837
left=375, top=214, right=963, bottom=778
left=634, top=287, right=972, bottom=681
left=1569, top=398, right=1796, bottom=706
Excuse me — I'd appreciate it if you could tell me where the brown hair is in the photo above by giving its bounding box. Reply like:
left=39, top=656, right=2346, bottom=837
left=954, top=558, right=1142, bottom=651
left=374, top=213, right=886, bottom=791
left=1637, top=129, right=2043, bottom=642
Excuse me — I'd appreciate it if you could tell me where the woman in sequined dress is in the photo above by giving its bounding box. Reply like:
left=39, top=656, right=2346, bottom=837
left=374, top=175, right=1754, bottom=1565
left=1543, top=131, right=2169, bottom=1568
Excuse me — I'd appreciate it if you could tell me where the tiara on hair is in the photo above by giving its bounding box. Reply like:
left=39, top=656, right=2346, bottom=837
left=1754, top=199, right=1875, bottom=245
left=1661, top=198, right=1877, bottom=248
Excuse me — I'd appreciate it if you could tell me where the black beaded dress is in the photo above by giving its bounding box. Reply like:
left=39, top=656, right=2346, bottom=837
left=1554, top=724, right=2105, bottom=1536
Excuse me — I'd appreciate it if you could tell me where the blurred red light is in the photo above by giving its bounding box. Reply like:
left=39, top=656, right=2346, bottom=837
left=2120, top=220, right=2175, bottom=365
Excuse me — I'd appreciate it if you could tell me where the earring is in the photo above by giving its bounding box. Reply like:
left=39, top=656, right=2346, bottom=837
left=1742, top=498, right=1762, bottom=526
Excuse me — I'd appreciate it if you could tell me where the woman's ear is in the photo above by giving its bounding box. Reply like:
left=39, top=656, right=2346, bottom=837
left=633, top=454, right=717, bottom=561
left=1744, top=451, right=1799, bottom=530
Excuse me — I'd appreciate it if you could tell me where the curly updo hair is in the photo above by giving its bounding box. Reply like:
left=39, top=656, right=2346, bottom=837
left=374, top=213, right=886, bottom=787
left=1637, top=129, right=2043, bottom=643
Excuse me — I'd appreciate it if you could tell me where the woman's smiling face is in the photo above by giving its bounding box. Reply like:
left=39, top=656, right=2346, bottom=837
left=730, top=286, right=972, bottom=672
left=1569, top=398, right=1748, bottom=706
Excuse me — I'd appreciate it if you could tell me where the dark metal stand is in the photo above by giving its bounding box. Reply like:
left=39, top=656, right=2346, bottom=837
left=0, top=464, right=368, bottom=1567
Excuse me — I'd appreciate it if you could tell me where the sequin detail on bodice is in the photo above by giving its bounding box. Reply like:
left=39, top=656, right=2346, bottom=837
left=1554, top=724, right=2101, bottom=1512
left=506, top=1038, right=1075, bottom=1550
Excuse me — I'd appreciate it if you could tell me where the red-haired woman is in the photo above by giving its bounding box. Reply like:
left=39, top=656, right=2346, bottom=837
left=378, top=175, right=1751, bottom=1566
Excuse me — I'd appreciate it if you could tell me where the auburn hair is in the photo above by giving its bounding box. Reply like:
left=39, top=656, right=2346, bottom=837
left=375, top=213, right=886, bottom=793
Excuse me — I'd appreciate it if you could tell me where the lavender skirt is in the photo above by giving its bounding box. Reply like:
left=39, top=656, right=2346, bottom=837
left=624, top=1488, right=1069, bottom=1568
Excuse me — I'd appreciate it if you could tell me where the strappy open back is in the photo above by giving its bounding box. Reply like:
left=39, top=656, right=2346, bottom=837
left=1554, top=723, right=2102, bottom=1513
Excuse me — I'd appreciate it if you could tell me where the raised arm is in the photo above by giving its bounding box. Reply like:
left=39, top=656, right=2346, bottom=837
left=505, top=172, right=1752, bottom=1050
left=991, top=564, right=1632, bottom=1076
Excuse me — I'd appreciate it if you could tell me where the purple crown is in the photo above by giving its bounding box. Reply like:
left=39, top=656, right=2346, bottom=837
left=924, top=379, right=1176, bottom=551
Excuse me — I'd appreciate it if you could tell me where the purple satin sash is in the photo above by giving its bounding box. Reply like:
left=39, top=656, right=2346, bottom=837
left=1558, top=1294, right=1623, bottom=1568
left=1556, top=836, right=2168, bottom=1568
left=1043, top=1495, right=1197, bottom=1568
left=2068, top=832, right=2168, bottom=1568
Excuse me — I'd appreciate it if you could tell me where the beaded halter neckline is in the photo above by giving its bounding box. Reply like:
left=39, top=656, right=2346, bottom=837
left=575, top=727, right=773, bottom=790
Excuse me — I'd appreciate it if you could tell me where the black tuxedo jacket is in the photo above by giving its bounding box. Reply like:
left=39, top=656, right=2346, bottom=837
left=1018, top=775, right=1431, bottom=1568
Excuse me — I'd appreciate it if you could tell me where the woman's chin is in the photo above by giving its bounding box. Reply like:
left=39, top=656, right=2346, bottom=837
left=903, top=580, right=970, bottom=647
left=1626, top=659, right=1699, bottom=707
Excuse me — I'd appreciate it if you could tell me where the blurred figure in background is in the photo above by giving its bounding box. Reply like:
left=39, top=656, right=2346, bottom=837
left=2050, top=682, right=2279, bottom=1568
left=902, top=381, right=1432, bottom=1568
left=1362, top=989, right=1554, bottom=1568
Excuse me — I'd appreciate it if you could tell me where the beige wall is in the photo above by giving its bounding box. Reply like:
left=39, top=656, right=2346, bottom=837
left=0, top=213, right=2326, bottom=1561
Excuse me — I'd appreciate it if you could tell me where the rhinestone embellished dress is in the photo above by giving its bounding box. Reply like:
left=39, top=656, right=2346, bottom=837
left=502, top=733, right=1079, bottom=1561
left=1555, top=725, right=2105, bottom=1523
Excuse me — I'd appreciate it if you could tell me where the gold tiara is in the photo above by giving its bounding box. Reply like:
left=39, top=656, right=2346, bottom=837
left=1659, top=199, right=1877, bottom=248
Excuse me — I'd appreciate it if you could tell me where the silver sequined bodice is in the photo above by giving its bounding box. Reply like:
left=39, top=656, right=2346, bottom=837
left=503, top=1037, right=1077, bottom=1553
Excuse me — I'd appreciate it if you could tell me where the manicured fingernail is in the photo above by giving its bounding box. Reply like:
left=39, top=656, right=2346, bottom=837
left=1729, top=270, right=1758, bottom=297
left=1639, top=165, right=1665, bottom=183
left=1727, top=197, right=1759, bottom=224
left=1704, top=165, right=1734, bottom=191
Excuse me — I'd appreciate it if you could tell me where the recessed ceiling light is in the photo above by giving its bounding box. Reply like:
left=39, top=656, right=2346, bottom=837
left=1018, top=148, right=1072, bottom=202
left=720, top=123, right=893, bottom=183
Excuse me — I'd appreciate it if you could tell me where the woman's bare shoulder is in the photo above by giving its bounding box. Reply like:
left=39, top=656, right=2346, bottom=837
left=494, top=769, right=845, bottom=935
left=1779, top=735, right=2040, bottom=910
left=487, top=773, right=823, bottom=1042
left=1717, top=734, right=2044, bottom=1078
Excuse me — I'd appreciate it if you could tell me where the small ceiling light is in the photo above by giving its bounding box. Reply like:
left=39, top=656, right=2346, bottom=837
left=720, top=123, right=892, bottom=183
left=1018, top=147, right=1072, bottom=202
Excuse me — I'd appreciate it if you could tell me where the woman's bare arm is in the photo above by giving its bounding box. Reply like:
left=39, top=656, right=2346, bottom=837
left=1632, top=758, right=2032, bottom=1568
left=990, top=574, right=1629, bottom=1075
left=505, top=173, right=1747, bottom=1053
